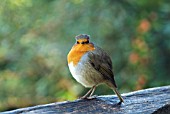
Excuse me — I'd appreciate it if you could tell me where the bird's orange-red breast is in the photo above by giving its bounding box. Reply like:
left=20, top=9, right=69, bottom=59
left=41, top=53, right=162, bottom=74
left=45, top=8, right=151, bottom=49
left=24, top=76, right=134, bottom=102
left=67, top=38, right=95, bottom=66
left=67, top=34, right=124, bottom=102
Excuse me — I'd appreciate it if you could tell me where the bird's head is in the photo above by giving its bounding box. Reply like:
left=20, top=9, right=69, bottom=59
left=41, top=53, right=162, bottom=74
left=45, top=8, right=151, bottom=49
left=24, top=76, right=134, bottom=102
left=67, top=34, right=95, bottom=65
left=75, top=34, right=90, bottom=44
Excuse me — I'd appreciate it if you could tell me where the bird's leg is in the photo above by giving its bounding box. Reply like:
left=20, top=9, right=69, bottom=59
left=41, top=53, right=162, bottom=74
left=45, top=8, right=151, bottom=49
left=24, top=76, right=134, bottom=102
left=80, top=87, right=93, bottom=99
left=89, top=85, right=96, bottom=97
left=81, top=86, right=96, bottom=99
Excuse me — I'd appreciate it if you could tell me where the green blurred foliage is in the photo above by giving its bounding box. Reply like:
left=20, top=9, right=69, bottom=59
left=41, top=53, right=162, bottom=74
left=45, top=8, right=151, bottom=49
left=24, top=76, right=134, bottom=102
left=0, top=0, right=170, bottom=111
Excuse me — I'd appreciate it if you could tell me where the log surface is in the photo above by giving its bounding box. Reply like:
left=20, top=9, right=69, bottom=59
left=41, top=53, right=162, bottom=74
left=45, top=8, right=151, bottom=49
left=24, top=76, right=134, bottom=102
left=2, top=86, right=170, bottom=114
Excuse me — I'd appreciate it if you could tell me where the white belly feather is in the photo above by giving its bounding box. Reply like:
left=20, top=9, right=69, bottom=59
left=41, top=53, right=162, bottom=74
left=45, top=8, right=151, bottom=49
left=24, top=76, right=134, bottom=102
left=68, top=58, right=103, bottom=88
left=68, top=62, right=92, bottom=87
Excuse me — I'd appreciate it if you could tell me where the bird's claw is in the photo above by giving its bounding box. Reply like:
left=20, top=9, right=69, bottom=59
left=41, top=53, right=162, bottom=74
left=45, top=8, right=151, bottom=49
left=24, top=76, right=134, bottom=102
left=79, top=95, right=97, bottom=100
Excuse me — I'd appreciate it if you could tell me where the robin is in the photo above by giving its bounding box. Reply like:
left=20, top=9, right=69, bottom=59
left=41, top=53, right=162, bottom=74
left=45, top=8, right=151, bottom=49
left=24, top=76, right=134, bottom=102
left=67, top=34, right=124, bottom=103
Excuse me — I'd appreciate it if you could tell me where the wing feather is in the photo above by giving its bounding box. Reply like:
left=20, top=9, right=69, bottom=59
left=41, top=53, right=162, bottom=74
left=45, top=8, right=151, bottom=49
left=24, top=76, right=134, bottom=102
left=88, top=46, right=117, bottom=88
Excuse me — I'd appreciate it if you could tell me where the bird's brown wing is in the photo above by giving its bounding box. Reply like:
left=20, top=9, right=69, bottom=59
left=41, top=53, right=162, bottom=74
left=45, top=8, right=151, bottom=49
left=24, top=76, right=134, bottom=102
left=88, top=46, right=117, bottom=88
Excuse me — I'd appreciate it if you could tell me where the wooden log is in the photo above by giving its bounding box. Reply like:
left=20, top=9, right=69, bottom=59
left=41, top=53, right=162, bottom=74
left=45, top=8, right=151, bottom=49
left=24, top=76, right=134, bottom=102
left=2, top=86, right=170, bottom=114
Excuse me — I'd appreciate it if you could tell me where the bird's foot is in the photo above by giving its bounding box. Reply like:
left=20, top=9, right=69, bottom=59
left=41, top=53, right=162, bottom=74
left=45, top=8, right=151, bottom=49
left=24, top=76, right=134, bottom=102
left=79, top=96, right=88, bottom=99
left=80, top=95, right=97, bottom=100
left=89, top=95, right=97, bottom=99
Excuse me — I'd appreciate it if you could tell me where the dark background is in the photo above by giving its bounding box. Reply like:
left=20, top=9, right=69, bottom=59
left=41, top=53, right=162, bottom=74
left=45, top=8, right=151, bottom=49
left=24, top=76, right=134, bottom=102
left=0, top=0, right=170, bottom=111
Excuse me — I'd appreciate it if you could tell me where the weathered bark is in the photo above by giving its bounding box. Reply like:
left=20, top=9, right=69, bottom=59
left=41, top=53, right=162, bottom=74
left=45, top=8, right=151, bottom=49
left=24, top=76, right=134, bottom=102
left=2, top=86, right=170, bottom=114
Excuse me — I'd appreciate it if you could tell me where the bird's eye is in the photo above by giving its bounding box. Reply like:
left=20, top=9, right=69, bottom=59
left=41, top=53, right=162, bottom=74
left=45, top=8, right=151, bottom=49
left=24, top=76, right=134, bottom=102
left=77, top=41, right=80, bottom=44
left=81, top=41, right=89, bottom=44
left=85, top=40, right=89, bottom=43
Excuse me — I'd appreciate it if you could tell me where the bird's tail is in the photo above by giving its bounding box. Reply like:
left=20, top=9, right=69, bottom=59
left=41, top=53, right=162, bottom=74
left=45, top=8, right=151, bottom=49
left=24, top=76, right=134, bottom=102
left=106, top=81, right=124, bottom=102
left=112, top=87, right=124, bottom=103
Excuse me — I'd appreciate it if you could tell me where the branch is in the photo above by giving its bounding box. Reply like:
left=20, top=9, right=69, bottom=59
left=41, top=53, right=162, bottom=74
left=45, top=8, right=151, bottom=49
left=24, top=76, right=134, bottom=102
left=2, top=86, right=170, bottom=114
